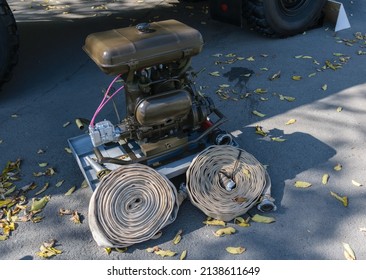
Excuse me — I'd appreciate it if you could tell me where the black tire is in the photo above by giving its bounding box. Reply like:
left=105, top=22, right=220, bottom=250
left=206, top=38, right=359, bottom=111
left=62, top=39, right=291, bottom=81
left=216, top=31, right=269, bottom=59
left=0, top=0, right=19, bottom=87
left=244, top=0, right=327, bottom=37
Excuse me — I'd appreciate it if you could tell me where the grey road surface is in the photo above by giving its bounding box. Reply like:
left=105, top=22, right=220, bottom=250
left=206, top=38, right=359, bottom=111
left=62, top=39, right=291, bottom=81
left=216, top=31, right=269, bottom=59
left=1, top=0, right=365, bottom=260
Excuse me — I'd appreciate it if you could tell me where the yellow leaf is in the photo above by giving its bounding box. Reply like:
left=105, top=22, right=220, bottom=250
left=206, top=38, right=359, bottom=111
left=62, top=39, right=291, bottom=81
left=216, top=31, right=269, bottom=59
left=214, top=227, right=236, bottom=237
left=326, top=60, right=337, bottom=70
left=254, top=88, right=268, bottom=94
left=308, top=72, right=317, bottom=78
left=251, top=214, right=276, bottom=224
left=226, top=246, right=246, bottom=255
left=302, top=55, right=313, bottom=59
left=64, top=147, right=72, bottom=154
left=334, top=163, right=342, bottom=171
left=4, top=186, right=16, bottom=196
left=146, top=246, right=160, bottom=253
left=0, top=235, right=9, bottom=241
left=246, top=56, right=255, bottom=61
left=104, top=247, right=112, bottom=255
left=255, top=125, right=267, bottom=136
left=322, top=84, right=328, bottom=91
left=242, top=168, right=251, bottom=178
left=252, top=110, right=266, bottom=118
left=352, top=180, right=362, bottom=187
left=271, top=137, right=286, bottom=142
left=260, top=67, right=269, bottom=71
left=330, top=191, right=348, bottom=207
left=115, top=247, right=128, bottom=253
left=180, top=250, right=187, bottom=260
left=279, top=94, right=296, bottom=102
left=65, top=186, right=76, bottom=196
left=0, top=199, right=13, bottom=208
left=38, top=162, right=48, bottom=167
left=30, top=196, right=50, bottom=212
left=172, top=230, right=182, bottom=245
left=343, top=243, right=356, bottom=260
left=155, top=249, right=177, bottom=258
left=333, top=53, right=344, bottom=57
left=234, top=217, right=250, bottom=227
left=81, top=179, right=89, bottom=188
left=285, top=119, right=296, bottom=125
left=337, top=106, right=343, bottom=112
left=322, top=174, right=330, bottom=185
left=292, top=75, right=302, bottom=81
left=70, top=211, right=81, bottom=224
left=295, top=55, right=303, bottom=58
left=203, top=218, right=226, bottom=226
left=294, top=181, right=312, bottom=188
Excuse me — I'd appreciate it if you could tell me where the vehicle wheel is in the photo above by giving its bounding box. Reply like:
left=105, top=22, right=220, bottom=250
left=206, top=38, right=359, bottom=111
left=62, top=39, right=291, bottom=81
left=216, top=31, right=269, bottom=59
left=0, top=0, right=18, bottom=87
left=244, top=0, right=327, bottom=37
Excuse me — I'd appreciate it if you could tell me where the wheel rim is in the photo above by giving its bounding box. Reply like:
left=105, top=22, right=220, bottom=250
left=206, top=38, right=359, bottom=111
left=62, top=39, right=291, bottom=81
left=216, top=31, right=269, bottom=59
left=279, top=0, right=309, bottom=16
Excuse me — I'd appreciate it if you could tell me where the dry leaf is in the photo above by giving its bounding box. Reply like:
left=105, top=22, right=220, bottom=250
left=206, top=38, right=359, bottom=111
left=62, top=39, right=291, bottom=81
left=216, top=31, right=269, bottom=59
left=294, top=181, right=312, bottom=188
left=330, top=191, right=348, bottom=207
left=254, top=88, right=267, bottom=94
left=180, top=250, right=187, bottom=260
left=64, top=147, right=72, bottom=154
left=45, top=167, right=56, bottom=176
left=337, top=106, right=343, bottom=112
left=246, top=56, right=255, bottom=61
left=203, top=218, right=226, bottom=226
left=285, top=119, right=297, bottom=125
left=146, top=246, right=160, bottom=253
left=104, top=247, right=112, bottom=255
left=351, top=180, right=362, bottom=187
left=251, top=214, right=276, bottom=224
left=334, top=164, right=342, bottom=171
left=308, top=72, right=317, bottom=78
left=55, top=180, right=64, bottom=188
left=35, top=182, right=49, bottom=196
left=65, top=186, right=76, bottom=196
left=155, top=249, right=177, bottom=258
left=59, top=208, right=73, bottom=215
left=38, top=163, right=48, bottom=167
left=271, top=137, right=286, bottom=142
left=36, top=245, right=62, bottom=258
left=209, top=71, right=220, bottom=77
left=252, top=110, right=266, bottom=118
left=0, top=235, right=9, bottom=241
left=322, top=174, right=330, bottom=185
left=226, top=247, right=246, bottom=255
left=70, top=211, right=81, bottom=224
left=255, top=125, right=268, bottom=137
left=30, top=196, right=50, bottom=212
left=322, top=84, right=328, bottom=91
left=343, top=243, right=356, bottom=260
left=214, top=227, right=236, bottom=237
left=279, top=94, right=296, bottom=102
left=172, top=230, right=182, bottom=245
left=234, top=217, right=250, bottom=227
left=292, top=76, right=302, bottom=81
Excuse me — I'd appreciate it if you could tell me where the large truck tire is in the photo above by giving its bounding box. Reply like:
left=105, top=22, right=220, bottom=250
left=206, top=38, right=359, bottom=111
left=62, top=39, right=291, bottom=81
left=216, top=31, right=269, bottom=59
left=244, top=0, right=327, bottom=37
left=0, top=0, right=18, bottom=88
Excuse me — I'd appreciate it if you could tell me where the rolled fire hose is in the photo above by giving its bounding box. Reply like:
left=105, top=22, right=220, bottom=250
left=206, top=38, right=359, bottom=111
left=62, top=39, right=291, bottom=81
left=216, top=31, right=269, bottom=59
left=88, top=163, right=180, bottom=248
left=186, top=145, right=273, bottom=222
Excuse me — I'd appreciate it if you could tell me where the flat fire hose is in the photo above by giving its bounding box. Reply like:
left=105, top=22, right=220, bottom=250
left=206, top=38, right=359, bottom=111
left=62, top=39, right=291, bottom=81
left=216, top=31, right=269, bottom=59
left=88, top=163, right=180, bottom=248
left=186, top=145, right=271, bottom=221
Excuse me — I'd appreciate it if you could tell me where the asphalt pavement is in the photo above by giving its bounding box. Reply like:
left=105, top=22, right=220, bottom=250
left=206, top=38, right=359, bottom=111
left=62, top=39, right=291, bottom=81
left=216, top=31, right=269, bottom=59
left=1, top=0, right=366, bottom=260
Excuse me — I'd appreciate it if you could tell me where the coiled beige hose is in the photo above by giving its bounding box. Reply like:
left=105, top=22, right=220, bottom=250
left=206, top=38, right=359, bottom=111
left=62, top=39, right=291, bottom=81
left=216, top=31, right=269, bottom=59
left=88, top=163, right=179, bottom=248
left=186, top=145, right=270, bottom=221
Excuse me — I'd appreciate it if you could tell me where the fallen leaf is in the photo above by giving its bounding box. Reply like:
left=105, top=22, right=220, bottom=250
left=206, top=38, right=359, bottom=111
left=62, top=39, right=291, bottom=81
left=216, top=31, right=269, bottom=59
left=214, top=227, right=236, bottom=237
left=261, top=53, right=269, bottom=57
left=322, top=84, right=328, bottom=91
left=333, top=53, right=344, bottom=57
left=330, top=191, right=348, bottom=207
left=226, top=246, right=246, bottom=255
left=252, top=110, right=266, bottom=118
left=81, top=180, right=89, bottom=188
left=172, top=230, right=182, bottom=245
left=209, top=71, right=220, bottom=77
left=271, top=137, right=286, bottom=142
left=285, top=119, right=297, bottom=125
left=70, top=211, right=81, bottom=224
left=146, top=246, right=160, bottom=253
left=0, top=235, right=9, bottom=241
left=279, top=94, right=296, bottom=102
left=255, top=125, right=268, bottom=137
left=254, top=88, right=268, bottom=94
left=326, top=60, right=337, bottom=70
left=246, top=56, right=255, bottom=61
left=292, top=75, right=302, bottom=81
left=351, top=180, right=362, bottom=187
left=45, top=167, right=56, bottom=176
left=294, top=181, right=312, bottom=188
left=30, top=196, right=50, bottom=212
left=234, top=217, right=250, bottom=227
left=115, top=247, right=127, bottom=253
left=59, top=208, right=73, bottom=215
left=269, top=71, right=281, bottom=81
left=260, top=67, right=269, bottom=71
left=302, top=55, right=313, bottom=59
left=33, top=172, right=44, bottom=177
left=308, top=72, right=317, bottom=78
left=35, top=182, right=49, bottom=196
left=38, top=163, right=48, bottom=167
left=180, top=250, right=187, bottom=260
left=36, top=245, right=62, bottom=258
left=104, top=247, right=112, bottom=255
left=337, top=106, right=343, bottom=112
left=65, top=186, right=76, bottom=196
left=334, top=164, right=342, bottom=171
left=64, top=147, right=72, bottom=154
left=21, top=182, right=37, bottom=192
left=4, top=186, right=16, bottom=196
left=322, top=174, right=330, bottom=185
left=203, top=218, right=226, bottom=226
left=295, top=55, right=303, bottom=59
left=155, top=249, right=177, bottom=258
left=251, top=214, right=276, bottom=224
left=55, top=180, right=64, bottom=188
left=343, top=243, right=356, bottom=260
